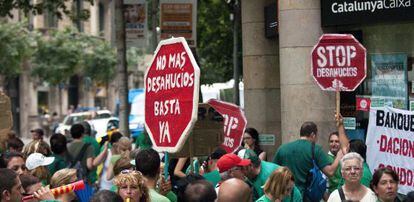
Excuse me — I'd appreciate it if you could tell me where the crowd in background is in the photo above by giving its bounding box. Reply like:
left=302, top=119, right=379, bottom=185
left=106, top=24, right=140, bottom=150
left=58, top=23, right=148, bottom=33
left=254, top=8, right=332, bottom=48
left=1, top=113, right=414, bottom=202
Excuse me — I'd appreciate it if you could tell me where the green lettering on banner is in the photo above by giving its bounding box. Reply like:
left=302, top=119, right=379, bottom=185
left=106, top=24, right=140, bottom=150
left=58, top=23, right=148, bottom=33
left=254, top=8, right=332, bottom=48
left=371, top=97, right=385, bottom=108
left=343, top=117, right=356, bottom=130
left=410, top=101, right=414, bottom=111
left=259, top=134, right=275, bottom=146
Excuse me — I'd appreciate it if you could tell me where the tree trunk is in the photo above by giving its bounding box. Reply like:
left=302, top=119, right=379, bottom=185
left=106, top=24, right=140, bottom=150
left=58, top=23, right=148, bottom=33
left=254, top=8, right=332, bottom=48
left=0, top=75, right=5, bottom=92
left=233, top=1, right=240, bottom=106
left=152, top=0, right=159, bottom=51
left=115, top=0, right=130, bottom=137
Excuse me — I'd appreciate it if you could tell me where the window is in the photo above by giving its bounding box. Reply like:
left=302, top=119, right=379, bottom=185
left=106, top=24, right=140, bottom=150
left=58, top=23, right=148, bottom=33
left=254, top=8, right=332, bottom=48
left=98, top=3, right=105, bottom=34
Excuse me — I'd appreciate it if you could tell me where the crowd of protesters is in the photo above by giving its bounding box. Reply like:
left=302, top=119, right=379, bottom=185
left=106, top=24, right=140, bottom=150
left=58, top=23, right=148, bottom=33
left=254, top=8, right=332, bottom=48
left=1, top=113, right=414, bottom=202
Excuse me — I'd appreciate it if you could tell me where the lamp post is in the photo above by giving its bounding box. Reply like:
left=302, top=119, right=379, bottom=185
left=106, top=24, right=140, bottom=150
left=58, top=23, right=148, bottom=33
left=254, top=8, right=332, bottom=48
left=227, top=0, right=240, bottom=106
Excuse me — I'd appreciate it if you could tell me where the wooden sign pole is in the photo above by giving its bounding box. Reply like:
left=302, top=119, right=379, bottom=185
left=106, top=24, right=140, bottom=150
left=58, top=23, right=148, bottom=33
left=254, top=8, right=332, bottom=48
left=336, top=90, right=340, bottom=118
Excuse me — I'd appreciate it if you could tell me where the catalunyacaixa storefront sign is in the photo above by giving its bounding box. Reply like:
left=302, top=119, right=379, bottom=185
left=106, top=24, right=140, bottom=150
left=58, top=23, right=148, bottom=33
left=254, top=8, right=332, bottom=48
left=321, top=0, right=414, bottom=26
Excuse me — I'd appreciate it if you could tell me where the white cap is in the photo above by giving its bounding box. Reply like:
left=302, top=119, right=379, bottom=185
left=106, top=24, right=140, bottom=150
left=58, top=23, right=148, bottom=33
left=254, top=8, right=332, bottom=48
left=25, top=153, right=55, bottom=170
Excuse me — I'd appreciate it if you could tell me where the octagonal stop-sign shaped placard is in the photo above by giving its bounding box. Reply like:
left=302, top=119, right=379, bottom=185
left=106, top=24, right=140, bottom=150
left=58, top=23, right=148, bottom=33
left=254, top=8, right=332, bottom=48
left=311, top=34, right=367, bottom=91
left=145, top=37, right=200, bottom=153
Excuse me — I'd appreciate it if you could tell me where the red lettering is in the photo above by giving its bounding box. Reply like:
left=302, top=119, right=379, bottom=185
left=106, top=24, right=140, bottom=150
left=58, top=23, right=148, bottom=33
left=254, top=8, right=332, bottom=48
left=400, top=168, right=406, bottom=185
left=378, top=136, right=414, bottom=158
left=408, top=170, right=413, bottom=186
left=402, top=138, right=408, bottom=156
left=380, top=135, right=387, bottom=152
left=393, top=137, right=400, bottom=154
left=379, top=164, right=414, bottom=187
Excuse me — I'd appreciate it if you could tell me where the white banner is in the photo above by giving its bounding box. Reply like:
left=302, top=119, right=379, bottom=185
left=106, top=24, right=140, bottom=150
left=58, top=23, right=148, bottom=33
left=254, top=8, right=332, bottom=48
left=160, top=0, right=197, bottom=47
left=125, top=0, right=148, bottom=48
left=366, top=106, right=414, bottom=194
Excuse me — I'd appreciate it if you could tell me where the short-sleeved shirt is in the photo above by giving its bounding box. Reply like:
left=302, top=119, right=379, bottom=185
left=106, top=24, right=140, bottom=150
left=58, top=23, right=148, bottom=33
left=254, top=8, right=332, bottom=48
left=327, top=186, right=377, bottom=202
left=203, top=170, right=221, bottom=187
left=83, top=135, right=100, bottom=156
left=327, top=153, right=342, bottom=193
left=252, top=161, right=302, bottom=202
left=48, top=154, right=69, bottom=177
left=273, top=139, right=331, bottom=194
left=67, top=140, right=95, bottom=183
left=149, top=188, right=170, bottom=202
left=256, top=195, right=272, bottom=202
left=82, top=136, right=100, bottom=183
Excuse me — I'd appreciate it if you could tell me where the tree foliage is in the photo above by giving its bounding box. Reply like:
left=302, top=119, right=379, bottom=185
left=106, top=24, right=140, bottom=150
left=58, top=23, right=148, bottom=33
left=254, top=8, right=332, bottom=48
left=0, top=0, right=93, bottom=20
left=80, top=35, right=117, bottom=83
left=197, top=0, right=241, bottom=84
left=127, top=47, right=144, bottom=71
left=0, top=21, right=37, bottom=78
left=32, top=28, right=82, bottom=85
left=31, top=28, right=116, bottom=85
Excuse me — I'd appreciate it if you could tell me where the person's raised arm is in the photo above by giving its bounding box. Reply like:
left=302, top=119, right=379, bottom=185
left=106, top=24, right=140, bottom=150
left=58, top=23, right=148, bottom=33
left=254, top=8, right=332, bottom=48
left=92, top=142, right=108, bottom=167
left=322, top=149, right=344, bottom=177
left=336, top=113, right=349, bottom=154
left=174, top=157, right=188, bottom=178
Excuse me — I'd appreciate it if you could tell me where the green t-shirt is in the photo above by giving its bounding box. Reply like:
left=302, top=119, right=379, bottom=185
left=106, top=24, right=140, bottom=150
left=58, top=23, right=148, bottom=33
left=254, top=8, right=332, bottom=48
left=83, top=135, right=100, bottom=156
left=67, top=140, right=95, bottom=183
left=110, top=154, right=122, bottom=164
left=203, top=170, right=221, bottom=187
left=48, top=154, right=69, bottom=177
left=327, top=153, right=342, bottom=193
left=338, top=162, right=372, bottom=188
left=149, top=188, right=170, bottom=202
left=273, top=139, right=331, bottom=194
left=135, top=132, right=152, bottom=149
left=252, top=161, right=302, bottom=202
left=165, top=191, right=177, bottom=202
left=256, top=195, right=272, bottom=202
left=82, top=136, right=100, bottom=184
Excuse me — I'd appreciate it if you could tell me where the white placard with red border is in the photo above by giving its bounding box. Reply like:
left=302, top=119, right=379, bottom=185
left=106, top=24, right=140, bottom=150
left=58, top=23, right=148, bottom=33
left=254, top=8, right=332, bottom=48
left=366, top=106, right=414, bottom=194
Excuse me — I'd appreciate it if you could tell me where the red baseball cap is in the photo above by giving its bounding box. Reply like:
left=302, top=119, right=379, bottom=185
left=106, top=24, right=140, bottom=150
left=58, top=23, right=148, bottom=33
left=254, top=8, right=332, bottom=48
left=217, top=153, right=251, bottom=173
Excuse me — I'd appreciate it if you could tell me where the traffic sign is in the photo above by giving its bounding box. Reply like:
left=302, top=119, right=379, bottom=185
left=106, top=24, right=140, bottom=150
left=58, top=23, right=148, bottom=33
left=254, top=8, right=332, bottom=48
left=144, top=37, right=200, bottom=153
left=311, top=34, right=367, bottom=91
left=208, top=99, right=247, bottom=153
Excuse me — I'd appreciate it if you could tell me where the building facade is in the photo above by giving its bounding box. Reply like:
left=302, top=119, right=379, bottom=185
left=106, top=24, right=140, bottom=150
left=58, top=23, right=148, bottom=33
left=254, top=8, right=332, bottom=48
left=241, top=0, right=414, bottom=159
left=6, top=0, right=118, bottom=137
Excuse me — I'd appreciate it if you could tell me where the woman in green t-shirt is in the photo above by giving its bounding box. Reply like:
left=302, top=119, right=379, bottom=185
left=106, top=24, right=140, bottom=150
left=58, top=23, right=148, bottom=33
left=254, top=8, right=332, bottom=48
left=257, top=167, right=295, bottom=202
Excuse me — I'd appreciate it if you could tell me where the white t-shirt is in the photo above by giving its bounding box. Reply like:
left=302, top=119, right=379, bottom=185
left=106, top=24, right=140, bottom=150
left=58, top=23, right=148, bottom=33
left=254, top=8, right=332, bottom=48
left=328, top=186, right=377, bottom=202
left=99, top=149, right=113, bottom=190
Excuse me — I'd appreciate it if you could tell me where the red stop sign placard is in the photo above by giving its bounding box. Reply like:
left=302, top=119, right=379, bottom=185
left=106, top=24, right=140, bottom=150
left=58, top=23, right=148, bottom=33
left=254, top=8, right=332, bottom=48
left=145, top=37, right=200, bottom=153
left=208, top=99, right=247, bottom=153
left=311, top=34, right=367, bottom=91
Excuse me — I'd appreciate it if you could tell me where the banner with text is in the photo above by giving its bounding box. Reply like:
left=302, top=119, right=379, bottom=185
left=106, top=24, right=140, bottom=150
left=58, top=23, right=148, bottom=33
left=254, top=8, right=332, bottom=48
left=125, top=0, right=147, bottom=48
left=366, top=106, right=414, bottom=194
left=371, top=53, right=408, bottom=109
left=160, top=0, right=197, bottom=47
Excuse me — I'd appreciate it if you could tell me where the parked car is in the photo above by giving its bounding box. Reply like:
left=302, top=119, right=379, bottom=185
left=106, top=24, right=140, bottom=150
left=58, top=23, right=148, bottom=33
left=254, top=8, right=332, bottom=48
left=54, top=110, right=112, bottom=136
left=89, top=117, right=119, bottom=141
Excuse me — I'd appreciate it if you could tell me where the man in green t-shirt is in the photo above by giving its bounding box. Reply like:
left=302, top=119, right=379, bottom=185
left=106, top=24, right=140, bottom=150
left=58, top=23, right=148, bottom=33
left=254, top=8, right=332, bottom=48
left=273, top=119, right=349, bottom=201
left=134, top=148, right=177, bottom=202
left=238, top=149, right=302, bottom=202
left=67, top=124, right=108, bottom=185
left=326, top=132, right=342, bottom=194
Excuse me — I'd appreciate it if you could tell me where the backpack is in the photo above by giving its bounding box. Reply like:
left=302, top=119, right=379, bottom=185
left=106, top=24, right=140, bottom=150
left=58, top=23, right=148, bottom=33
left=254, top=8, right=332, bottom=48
left=304, top=143, right=327, bottom=201
left=68, top=143, right=91, bottom=181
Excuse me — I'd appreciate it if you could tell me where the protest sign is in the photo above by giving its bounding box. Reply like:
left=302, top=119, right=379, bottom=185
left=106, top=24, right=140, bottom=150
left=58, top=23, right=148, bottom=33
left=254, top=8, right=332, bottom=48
left=144, top=37, right=200, bottom=153
left=366, top=106, right=414, bottom=194
left=208, top=99, right=247, bottom=153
